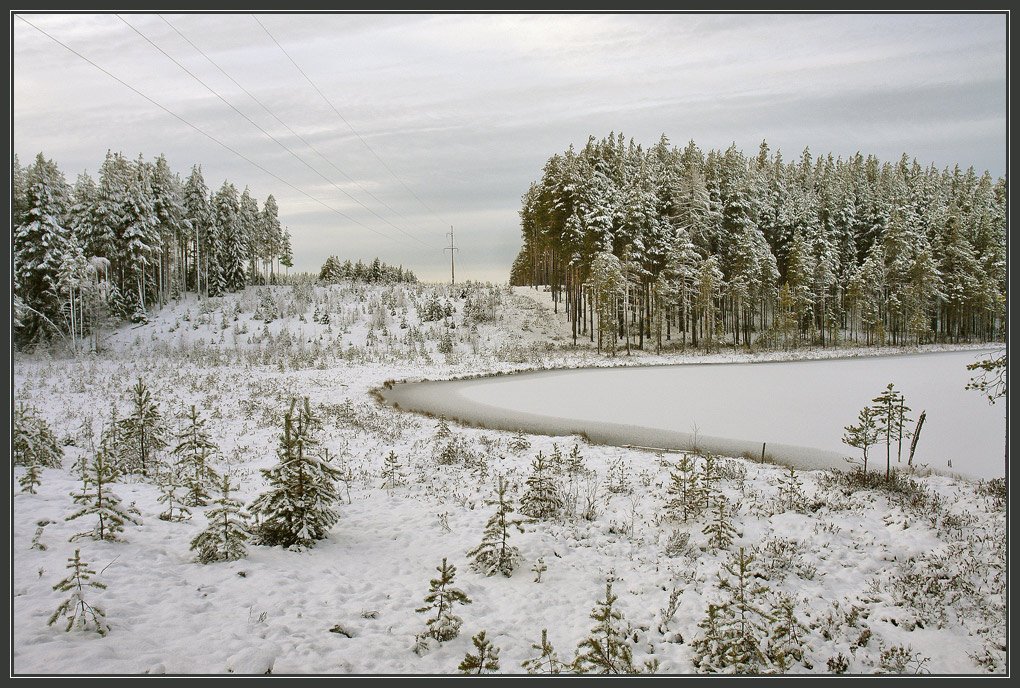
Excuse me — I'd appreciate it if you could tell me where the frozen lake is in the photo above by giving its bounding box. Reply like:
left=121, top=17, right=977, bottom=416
left=382, top=350, right=1006, bottom=480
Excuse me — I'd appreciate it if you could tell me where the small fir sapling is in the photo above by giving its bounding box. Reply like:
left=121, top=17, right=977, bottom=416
left=521, top=629, right=565, bottom=674
left=665, top=453, right=704, bottom=522
left=249, top=397, right=342, bottom=550
left=416, top=558, right=471, bottom=644
left=19, top=463, right=43, bottom=494
left=12, top=403, right=63, bottom=468
left=702, top=497, right=737, bottom=552
left=508, top=431, right=531, bottom=453
left=381, top=450, right=405, bottom=492
left=520, top=451, right=563, bottom=519
left=467, top=475, right=524, bottom=577
left=842, top=405, right=880, bottom=474
left=700, top=454, right=719, bottom=510
left=172, top=405, right=221, bottom=507
left=606, top=457, right=631, bottom=494
left=433, top=416, right=452, bottom=442
left=548, top=443, right=564, bottom=472
left=156, top=462, right=192, bottom=522
left=711, top=547, right=774, bottom=674
left=775, top=467, right=806, bottom=513
left=691, top=603, right=726, bottom=673
left=117, top=377, right=168, bottom=477
left=768, top=594, right=809, bottom=672
left=458, top=630, right=501, bottom=674
left=566, top=444, right=585, bottom=474
left=66, top=449, right=140, bottom=542
left=48, top=549, right=109, bottom=636
left=572, top=580, right=639, bottom=674
left=190, top=475, right=251, bottom=563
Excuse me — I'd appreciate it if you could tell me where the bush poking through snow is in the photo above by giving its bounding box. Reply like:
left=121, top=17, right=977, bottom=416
left=416, top=558, right=471, bottom=645
left=458, top=630, right=501, bottom=674
left=48, top=549, right=109, bottom=636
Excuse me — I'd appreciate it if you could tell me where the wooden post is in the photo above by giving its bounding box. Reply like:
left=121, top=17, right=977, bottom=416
left=907, top=410, right=926, bottom=467
left=761, top=442, right=766, bottom=463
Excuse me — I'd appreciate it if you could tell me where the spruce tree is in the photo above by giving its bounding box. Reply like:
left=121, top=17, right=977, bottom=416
left=458, top=630, right=501, bottom=674
left=19, top=464, right=43, bottom=494
left=665, top=453, right=703, bottom=522
left=249, top=397, right=342, bottom=550
left=172, top=405, right=220, bottom=507
left=416, top=558, right=471, bottom=642
left=191, top=475, right=251, bottom=563
left=520, top=451, right=563, bottom=520
left=467, top=475, right=523, bottom=577
left=117, top=378, right=167, bottom=477
left=522, top=629, right=565, bottom=674
left=48, top=549, right=108, bottom=636
left=572, top=581, right=638, bottom=674
left=66, top=449, right=140, bottom=541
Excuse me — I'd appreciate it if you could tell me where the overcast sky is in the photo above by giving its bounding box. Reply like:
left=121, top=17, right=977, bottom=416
left=13, top=12, right=1007, bottom=283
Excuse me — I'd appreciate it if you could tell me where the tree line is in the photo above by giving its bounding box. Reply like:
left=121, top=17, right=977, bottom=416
left=510, top=133, right=1007, bottom=353
left=12, top=151, right=294, bottom=350
left=318, top=255, right=417, bottom=284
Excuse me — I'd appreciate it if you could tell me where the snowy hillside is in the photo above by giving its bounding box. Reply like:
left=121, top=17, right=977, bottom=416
left=12, top=282, right=1007, bottom=675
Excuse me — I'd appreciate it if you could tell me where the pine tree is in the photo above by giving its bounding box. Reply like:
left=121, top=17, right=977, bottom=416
left=572, top=581, right=638, bottom=674
left=12, top=403, right=63, bottom=468
left=703, top=497, right=737, bottom=552
left=458, top=630, right=501, bottom=674
left=191, top=475, right=251, bottom=563
left=665, top=453, right=703, bottom=522
left=691, top=603, right=726, bottom=673
left=775, top=467, right=805, bottom=513
left=566, top=444, right=585, bottom=475
left=434, top=416, right=452, bottom=442
left=508, top=431, right=531, bottom=453
left=48, top=549, right=109, bottom=636
left=522, top=629, right=565, bottom=674
left=842, top=405, right=880, bottom=474
left=66, top=449, right=140, bottom=542
left=416, top=558, right=472, bottom=642
left=520, top=451, right=563, bottom=519
left=117, top=377, right=167, bottom=477
left=767, top=594, right=808, bottom=672
left=712, top=547, right=774, bottom=673
left=172, top=405, right=220, bottom=507
left=871, top=383, right=911, bottom=480
left=467, top=475, right=524, bottom=577
left=700, top=454, right=720, bottom=511
left=155, top=462, right=192, bottom=522
left=381, top=450, right=404, bottom=493
left=19, top=464, right=43, bottom=494
left=249, top=397, right=342, bottom=549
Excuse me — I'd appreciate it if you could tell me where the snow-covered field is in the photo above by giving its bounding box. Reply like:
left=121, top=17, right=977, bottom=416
left=11, top=283, right=1008, bottom=675
left=383, top=350, right=1004, bottom=480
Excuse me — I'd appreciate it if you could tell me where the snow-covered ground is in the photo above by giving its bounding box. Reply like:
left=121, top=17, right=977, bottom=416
left=383, top=350, right=1004, bottom=479
left=11, top=282, right=1008, bottom=675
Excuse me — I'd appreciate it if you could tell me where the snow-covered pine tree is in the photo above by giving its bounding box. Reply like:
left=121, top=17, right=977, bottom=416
left=467, top=475, right=524, bottom=577
left=48, top=549, right=108, bottom=636
left=66, top=449, right=140, bottom=542
left=842, top=405, right=880, bottom=474
left=172, top=405, right=220, bottom=507
left=665, top=453, right=704, bottom=522
left=19, top=464, right=43, bottom=494
left=712, top=547, right=774, bottom=674
left=775, top=467, right=806, bottom=514
left=520, top=451, right=563, bottom=520
left=700, top=454, right=720, bottom=510
left=381, top=450, right=404, bottom=493
left=191, top=475, right=251, bottom=563
left=416, top=557, right=471, bottom=642
left=249, top=397, right=342, bottom=550
left=691, top=603, right=726, bottom=673
left=117, top=378, right=167, bottom=477
left=458, top=630, right=501, bottom=674
left=12, top=403, right=63, bottom=468
left=871, top=383, right=911, bottom=480
left=767, top=594, right=809, bottom=672
left=566, top=444, right=585, bottom=475
left=521, top=629, right=565, bottom=674
left=433, top=416, right=452, bottom=442
left=508, top=431, right=531, bottom=453
left=572, top=580, right=638, bottom=674
left=155, top=462, right=192, bottom=522
left=703, top=497, right=737, bottom=552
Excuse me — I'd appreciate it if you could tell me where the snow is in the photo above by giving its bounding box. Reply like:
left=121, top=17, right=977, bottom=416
left=383, top=350, right=1005, bottom=479
left=11, top=283, right=1007, bottom=675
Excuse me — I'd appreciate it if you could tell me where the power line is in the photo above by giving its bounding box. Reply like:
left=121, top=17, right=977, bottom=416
left=156, top=13, right=432, bottom=248
left=15, top=14, right=402, bottom=245
left=252, top=14, right=449, bottom=229
left=115, top=14, right=413, bottom=246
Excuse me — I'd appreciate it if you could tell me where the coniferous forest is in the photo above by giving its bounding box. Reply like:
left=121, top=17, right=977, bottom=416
left=12, top=151, right=293, bottom=349
left=511, top=134, right=1007, bottom=353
